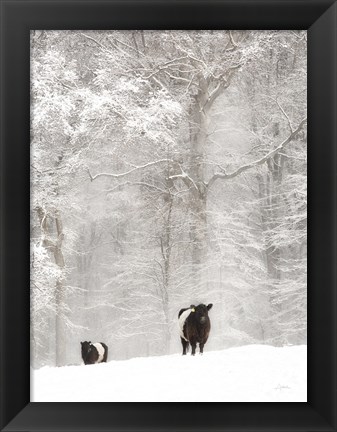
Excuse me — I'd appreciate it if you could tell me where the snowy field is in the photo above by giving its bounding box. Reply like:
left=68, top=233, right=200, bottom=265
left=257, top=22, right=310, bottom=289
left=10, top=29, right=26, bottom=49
left=31, top=345, right=306, bottom=402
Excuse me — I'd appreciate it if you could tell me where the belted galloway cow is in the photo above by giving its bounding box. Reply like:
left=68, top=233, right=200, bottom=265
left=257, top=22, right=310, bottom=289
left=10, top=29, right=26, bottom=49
left=178, top=303, right=213, bottom=355
left=81, top=341, right=108, bottom=365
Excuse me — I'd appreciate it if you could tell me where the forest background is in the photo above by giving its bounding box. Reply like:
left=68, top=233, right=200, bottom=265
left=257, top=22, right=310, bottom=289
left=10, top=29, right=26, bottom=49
left=30, top=30, right=307, bottom=368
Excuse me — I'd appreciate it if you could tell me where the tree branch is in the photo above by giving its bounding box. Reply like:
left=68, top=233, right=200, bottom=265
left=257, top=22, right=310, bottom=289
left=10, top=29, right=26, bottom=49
left=81, top=33, right=112, bottom=54
left=202, top=64, right=242, bottom=112
left=206, top=118, right=307, bottom=189
left=88, top=159, right=172, bottom=181
left=168, top=164, right=199, bottom=192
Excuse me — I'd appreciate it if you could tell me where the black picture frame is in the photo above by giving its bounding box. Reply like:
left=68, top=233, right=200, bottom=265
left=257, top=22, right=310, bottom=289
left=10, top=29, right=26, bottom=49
left=1, top=0, right=336, bottom=431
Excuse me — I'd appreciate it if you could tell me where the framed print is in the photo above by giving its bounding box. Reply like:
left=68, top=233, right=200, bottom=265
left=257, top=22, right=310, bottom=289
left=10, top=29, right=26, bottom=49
left=1, top=0, right=336, bottom=430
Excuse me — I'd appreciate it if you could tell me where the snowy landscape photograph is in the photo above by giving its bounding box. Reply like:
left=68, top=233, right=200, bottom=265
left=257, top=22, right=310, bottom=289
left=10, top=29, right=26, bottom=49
left=30, top=30, right=307, bottom=402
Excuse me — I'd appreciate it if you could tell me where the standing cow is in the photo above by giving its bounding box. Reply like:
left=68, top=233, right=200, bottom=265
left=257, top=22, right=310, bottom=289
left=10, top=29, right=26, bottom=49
left=178, top=303, right=213, bottom=355
left=81, top=341, right=108, bottom=365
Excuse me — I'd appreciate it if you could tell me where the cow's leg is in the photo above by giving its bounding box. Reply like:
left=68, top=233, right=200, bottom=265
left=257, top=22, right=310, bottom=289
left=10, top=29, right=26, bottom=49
left=181, top=338, right=188, bottom=355
left=199, top=342, right=204, bottom=354
left=190, top=338, right=197, bottom=356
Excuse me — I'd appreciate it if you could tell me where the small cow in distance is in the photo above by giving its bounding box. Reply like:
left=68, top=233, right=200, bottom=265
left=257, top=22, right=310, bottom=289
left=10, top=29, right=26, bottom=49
left=178, top=304, right=213, bottom=355
left=81, top=341, right=108, bottom=365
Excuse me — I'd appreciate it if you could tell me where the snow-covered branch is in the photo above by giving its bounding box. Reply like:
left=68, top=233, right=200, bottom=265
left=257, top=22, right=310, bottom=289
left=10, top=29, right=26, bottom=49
left=168, top=164, right=199, bottom=192
left=87, top=159, right=172, bottom=181
left=207, top=118, right=307, bottom=189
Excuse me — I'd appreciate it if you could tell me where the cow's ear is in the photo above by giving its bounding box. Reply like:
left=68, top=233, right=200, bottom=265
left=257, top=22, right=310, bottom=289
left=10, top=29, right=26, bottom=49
left=207, top=303, right=213, bottom=310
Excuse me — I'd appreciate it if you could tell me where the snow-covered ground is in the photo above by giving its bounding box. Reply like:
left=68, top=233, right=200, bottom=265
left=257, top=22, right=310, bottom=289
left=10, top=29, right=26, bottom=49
left=31, top=345, right=306, bottom=402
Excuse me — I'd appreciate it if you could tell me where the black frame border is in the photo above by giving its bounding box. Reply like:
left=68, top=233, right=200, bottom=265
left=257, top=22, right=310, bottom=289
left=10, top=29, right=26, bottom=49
left=1, top=1, right=336, bottom=431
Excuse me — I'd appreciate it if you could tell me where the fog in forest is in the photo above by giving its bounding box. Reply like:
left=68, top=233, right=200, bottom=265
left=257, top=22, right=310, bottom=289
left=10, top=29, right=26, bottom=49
left=30, top=30, right=307, bottom=368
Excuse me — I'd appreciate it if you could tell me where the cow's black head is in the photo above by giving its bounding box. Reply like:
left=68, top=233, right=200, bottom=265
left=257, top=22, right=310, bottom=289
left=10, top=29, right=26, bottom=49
left=194, top=303, right=212, bottom=324
left=81, top=341, right=91, bottom=357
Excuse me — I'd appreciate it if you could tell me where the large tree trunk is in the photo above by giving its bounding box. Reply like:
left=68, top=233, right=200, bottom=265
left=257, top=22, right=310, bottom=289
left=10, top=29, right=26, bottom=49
left=187, top=67, right=237, bottom=288
left=188, top=81, right=210, bottom=289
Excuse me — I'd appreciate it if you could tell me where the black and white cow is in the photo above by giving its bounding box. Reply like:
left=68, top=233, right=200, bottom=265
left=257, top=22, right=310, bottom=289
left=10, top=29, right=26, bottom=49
left=81, top=341, right=108, bottom=365
left=178, top=304, right=213, bottom=355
